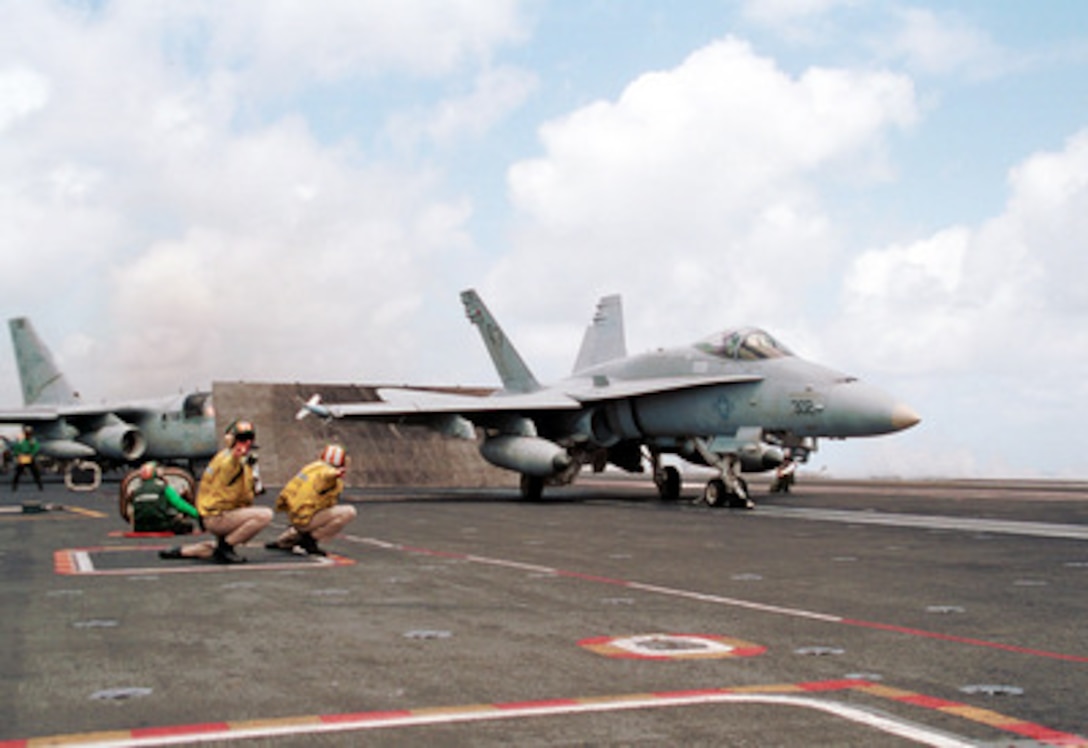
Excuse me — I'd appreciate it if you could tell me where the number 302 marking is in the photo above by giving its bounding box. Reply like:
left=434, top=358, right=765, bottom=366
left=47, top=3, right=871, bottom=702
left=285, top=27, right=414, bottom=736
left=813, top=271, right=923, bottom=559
left=791, top=398, right=821, bottom=415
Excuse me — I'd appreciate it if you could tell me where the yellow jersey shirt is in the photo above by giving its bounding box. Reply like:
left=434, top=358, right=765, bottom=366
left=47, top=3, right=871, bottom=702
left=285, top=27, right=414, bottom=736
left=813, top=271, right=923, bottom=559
left=196, top=448, right=256, bottom=517
left=275, top=460, right=344, bottom=528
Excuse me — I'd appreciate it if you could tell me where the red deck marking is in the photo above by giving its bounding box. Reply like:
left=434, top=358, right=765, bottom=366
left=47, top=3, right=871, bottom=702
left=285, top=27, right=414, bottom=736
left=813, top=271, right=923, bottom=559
left=1000, top=721, right=1088, bottom=743
left=52, top=549, right=75, bottom=575
left=797, top=679, right=871, bottom=692
left=1003, top=721, right=1088, bottom=745
left=5, top=680, right=1086, bottom=746
left=842, top=618, right=1088, bottom=664
left=898, top=694, right=960, bottom=709
left=362, top=538, right=1088, bottom=664
left=557, top=570, right=631, bottom=585
left=53, top=546, right=355, bottom=575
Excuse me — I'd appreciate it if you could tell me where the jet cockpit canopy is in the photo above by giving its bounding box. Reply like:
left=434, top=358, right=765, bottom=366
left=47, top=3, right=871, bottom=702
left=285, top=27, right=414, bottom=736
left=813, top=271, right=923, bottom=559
left=182, top=392, right=215, bottom=420
left=696, top=328, right=793, bottom=361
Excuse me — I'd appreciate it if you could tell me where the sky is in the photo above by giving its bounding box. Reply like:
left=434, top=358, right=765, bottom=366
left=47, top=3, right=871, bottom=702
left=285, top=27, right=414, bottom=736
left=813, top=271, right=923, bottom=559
left=1, top=0, right=1087, bottom=479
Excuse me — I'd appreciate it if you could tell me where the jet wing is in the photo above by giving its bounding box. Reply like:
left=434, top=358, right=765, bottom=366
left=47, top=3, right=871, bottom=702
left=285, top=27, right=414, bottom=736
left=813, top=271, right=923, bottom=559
left=309, top=374, right=762, bottom=422
left=0, top=407, right=62, bottom=423
left=319, top=387, right=582, bottom=420
left=565, top=373, right=764, bottom=403
left=0, top=401, right=177, bottom=427
left=0, top=403, right=142, bottom=422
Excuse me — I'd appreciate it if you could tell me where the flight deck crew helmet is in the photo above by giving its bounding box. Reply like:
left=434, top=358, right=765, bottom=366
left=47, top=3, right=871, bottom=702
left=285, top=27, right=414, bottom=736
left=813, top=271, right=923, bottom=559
left=138, top=461, right=159, bottom=481
left=226, top=420, right=256, bottom=443
left=320, top=444, right=346, bottom=469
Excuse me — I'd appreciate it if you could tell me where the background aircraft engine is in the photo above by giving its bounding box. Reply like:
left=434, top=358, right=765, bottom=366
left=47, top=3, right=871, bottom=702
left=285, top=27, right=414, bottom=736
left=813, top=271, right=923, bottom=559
left=480, top=435, right=573, bottom=477
left=82, top=424, right=147, bottom=462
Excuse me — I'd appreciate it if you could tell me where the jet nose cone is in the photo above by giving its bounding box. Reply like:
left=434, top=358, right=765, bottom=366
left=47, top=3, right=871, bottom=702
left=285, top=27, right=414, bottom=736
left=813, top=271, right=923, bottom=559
left=824, top=381, right=921, bottom=437
left=891, top=404, right=921, bottom=432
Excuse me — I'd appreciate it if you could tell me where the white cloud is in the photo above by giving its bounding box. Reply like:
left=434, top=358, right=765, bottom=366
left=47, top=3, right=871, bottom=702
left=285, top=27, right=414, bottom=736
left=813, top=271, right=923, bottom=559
left=838, top=129, right=1088, bottom=377
left=1, top=1, right=1084, bottom=481
left=197, top=0, right=528, bottom=88
left=740, top=0, right=861, bottom=44
left=101, top=122, right=478, bottom=393
left=884, top=7, right=1007, bottom=79
left=0, top=1, right=517, bottom=402
left=387, top=64, right=538, bottom=148
left=494, top=37, right=915, bottom=371
left=829, top=129, right=1088, bottom=478
left=741, top=0, right=857, bottom=27
left=0, top=66, right=50, bottom=132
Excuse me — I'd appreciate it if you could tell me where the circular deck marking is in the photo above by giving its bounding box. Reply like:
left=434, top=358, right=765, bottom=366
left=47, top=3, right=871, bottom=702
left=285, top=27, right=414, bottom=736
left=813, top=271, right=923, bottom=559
left=579, top=633, right=766, bottom=660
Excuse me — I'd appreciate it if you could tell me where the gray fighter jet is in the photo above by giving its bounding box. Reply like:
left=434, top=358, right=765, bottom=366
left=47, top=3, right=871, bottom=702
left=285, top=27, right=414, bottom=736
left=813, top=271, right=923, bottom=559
left=0, top=317, right=217, bottom=489
left=301, top=290, right=920, bottom=507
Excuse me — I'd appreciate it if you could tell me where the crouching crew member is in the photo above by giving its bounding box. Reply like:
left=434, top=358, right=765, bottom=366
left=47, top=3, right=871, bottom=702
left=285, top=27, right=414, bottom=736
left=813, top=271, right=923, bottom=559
left=160, top=420, right=271, bottom=564
left=266, top=444, right=356, bottom=557
left=130, top=461, right=198, bottom=534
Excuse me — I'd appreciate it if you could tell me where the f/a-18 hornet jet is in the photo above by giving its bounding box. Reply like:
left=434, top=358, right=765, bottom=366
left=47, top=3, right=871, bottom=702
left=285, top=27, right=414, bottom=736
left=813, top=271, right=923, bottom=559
left=301, top=290, right=920, bottom=507
left=0, top=317, right=218, bottom=489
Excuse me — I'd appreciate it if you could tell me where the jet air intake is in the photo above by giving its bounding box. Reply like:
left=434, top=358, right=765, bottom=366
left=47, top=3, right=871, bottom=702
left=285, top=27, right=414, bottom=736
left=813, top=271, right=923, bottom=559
left=480, top=435, right=573, bottom=477
left=82, top=424, right=147, bottom=462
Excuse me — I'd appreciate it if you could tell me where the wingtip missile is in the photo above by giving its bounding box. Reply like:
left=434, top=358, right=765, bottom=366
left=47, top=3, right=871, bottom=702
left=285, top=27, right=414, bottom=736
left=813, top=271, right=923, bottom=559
left=296, top=394, right=331, bottom=421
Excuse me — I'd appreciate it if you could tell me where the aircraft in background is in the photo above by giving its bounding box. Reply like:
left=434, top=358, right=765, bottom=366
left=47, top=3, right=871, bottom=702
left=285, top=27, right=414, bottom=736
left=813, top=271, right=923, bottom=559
left=0, top=317, right=218, bottom=490
left=300, top=290, right=920, bottom=507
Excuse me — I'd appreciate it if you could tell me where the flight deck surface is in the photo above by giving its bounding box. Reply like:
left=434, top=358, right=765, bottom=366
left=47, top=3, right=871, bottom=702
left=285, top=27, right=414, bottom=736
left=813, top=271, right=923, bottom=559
left=1, top=475, right=1086, bottom=746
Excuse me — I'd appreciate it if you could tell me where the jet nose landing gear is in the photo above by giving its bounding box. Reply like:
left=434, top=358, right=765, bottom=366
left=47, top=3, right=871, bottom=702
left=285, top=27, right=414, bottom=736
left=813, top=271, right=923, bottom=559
left=702, top=477, right=753, bottom=509
left=688, top=438, right=754, bottom=509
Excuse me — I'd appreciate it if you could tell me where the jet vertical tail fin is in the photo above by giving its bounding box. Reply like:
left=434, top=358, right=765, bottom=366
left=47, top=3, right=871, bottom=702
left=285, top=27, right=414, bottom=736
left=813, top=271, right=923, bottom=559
left=8, top=317, right=81, bottom=406
left=460, top=289, right=541, bottom=394
left=573, top=294, right=626, bottom=374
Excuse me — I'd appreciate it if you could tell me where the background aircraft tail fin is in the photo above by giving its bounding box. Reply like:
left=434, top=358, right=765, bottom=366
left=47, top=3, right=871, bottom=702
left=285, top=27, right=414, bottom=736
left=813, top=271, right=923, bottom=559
left=8, top=317, right=82, bottom=406
left=573, top=294, right=626, bottom=373
left=460, top=289, right=541, bottom=394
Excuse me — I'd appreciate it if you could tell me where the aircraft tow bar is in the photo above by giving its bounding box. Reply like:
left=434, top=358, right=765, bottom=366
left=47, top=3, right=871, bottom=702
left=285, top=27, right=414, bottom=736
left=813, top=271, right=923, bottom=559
left=64, top=461, right=102, bottom=492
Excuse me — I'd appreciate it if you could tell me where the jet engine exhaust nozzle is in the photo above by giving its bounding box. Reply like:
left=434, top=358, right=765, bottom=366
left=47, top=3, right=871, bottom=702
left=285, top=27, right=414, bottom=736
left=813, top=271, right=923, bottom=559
left=82, top=424, right=147, bottom=462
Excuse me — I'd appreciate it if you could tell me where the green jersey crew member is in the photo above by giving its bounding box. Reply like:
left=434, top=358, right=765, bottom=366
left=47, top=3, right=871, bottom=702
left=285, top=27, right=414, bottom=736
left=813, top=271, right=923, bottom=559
left=128, top=461, right=198, bottom=534
left=11, top=426, right=43, bottom=492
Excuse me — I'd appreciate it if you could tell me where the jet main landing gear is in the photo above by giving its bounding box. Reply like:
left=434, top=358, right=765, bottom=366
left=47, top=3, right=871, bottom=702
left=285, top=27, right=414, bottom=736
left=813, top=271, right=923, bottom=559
left=647, top=450, right=683, bottom=503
